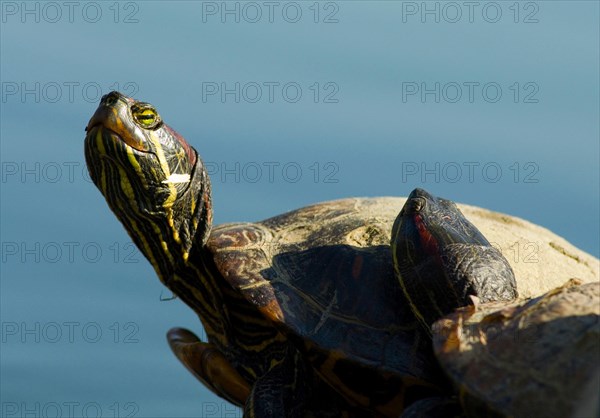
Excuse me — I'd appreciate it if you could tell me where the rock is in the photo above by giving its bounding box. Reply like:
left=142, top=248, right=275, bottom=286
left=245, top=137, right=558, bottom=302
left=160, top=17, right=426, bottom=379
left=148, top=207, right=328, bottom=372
left=432, top=280, right=600, bottom=418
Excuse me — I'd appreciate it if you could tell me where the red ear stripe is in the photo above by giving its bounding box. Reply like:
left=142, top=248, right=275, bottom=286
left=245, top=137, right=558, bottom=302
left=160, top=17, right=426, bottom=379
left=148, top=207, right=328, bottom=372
left=415, top=214, right=439, bottom=256
left=165, top=124, right=197, bottom=166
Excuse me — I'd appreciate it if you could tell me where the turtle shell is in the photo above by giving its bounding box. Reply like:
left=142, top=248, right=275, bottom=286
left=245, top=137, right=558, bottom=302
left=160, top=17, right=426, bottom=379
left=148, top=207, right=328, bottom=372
left=208, top=197, right=445, bottom=414
left=433, top=279, right=600, bottom=418
left=205, top=197, right=599, bottom=414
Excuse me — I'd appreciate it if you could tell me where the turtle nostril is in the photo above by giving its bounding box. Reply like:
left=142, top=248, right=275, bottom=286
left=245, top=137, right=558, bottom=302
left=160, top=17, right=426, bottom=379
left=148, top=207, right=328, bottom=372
left=102, top=91, right=122, bottom=107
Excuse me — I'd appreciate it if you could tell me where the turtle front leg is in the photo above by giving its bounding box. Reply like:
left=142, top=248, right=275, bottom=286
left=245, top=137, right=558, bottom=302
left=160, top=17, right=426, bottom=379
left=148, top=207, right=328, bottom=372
left=167, top=327, right=251, bottom=407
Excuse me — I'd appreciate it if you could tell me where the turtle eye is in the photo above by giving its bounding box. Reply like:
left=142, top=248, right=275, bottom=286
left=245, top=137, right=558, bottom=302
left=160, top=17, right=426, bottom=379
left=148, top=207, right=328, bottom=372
left=131, top=103, right=162, bottom=129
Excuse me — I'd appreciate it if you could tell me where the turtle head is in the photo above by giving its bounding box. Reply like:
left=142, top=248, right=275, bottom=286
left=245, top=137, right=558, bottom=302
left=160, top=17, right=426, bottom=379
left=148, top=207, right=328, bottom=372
left=395, top=188, right=489, bottom=247
left=392, top=188, right=517, bottom=332
left=85, top=91, right=212, bottom=282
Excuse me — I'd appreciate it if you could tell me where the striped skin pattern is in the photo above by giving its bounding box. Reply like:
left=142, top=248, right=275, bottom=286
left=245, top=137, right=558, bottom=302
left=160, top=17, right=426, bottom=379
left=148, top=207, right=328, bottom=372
left=84, top=94, right=228, bottom=344
left=84, top=92, right=288, bottom=382
left=391, top=188, right=518, bottom=333
left=85, top=92, right=387, bottom=417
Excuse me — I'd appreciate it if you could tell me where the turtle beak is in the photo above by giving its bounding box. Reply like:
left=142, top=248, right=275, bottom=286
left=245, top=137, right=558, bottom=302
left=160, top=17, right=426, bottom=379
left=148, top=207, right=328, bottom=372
left=86, top=106, right=112, bottom=132
left=84, top=92, right=152, bottom=152
left=85, top=91, right=133, bottom=132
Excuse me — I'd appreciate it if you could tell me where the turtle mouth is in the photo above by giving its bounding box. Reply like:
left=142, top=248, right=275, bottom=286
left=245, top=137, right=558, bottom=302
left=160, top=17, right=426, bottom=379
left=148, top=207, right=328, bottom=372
left=85, top=111, right=106, bottom=133
left=85, top=120, right=156, bottom=158
left=85, top=98, right=120, bottom=133
left=85, top=125, right=197, bottom=201
left=85, top=125, right=158, bottom=175
left=85, top=101, right=153, bottom=153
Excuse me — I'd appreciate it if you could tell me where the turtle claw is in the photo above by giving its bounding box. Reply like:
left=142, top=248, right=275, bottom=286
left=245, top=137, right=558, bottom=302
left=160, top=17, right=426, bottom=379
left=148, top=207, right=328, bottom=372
left=467, top=294, right=480, bottom=307
left=167, top=327, right=251, bottom=407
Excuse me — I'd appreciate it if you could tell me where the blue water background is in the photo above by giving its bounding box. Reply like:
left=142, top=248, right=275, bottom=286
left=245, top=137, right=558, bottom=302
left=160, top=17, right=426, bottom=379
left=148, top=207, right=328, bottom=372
left=1, top=2, right=598, bottom=417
